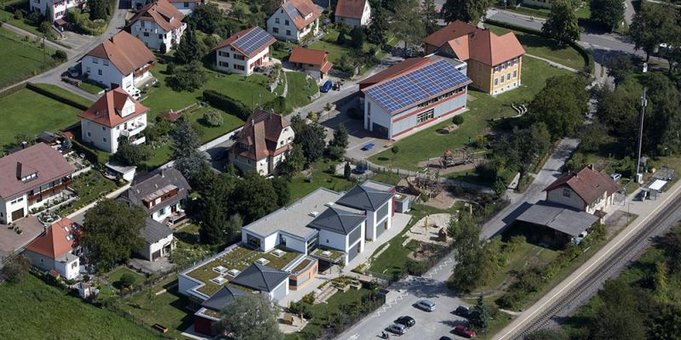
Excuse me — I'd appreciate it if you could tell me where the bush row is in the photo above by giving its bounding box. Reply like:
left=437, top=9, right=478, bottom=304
left=26, top=82, right=90, bottom=110
left=202, top=90, right=251, bottom=121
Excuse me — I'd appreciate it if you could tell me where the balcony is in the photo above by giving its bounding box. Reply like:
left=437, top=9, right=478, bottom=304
left=120, top=123, right=146, bottom=138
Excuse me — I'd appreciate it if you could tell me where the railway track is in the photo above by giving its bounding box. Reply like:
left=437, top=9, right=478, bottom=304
left=515, top=196, right=681, bottom=338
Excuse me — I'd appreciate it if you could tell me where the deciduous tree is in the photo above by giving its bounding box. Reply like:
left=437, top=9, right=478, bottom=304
left=542, top=0, right=581, bottom=45
left=590, top=0, right=625, bottom=32
left=441, top=0, right=491, bottom=24
left=391, top=0, right=425, bottom=51
left=112, top=137, right=151, bottom=167
left=629, top=2, right=679, bottom=61
left=280, top=145, right=305, bottom=177
left=527, top=74, right=588, bottom=139
left=231, top=172, right=278, bottom=223
left=422, top=0, right=440, bottom=34
left=214, top=295, right=283, bottom=340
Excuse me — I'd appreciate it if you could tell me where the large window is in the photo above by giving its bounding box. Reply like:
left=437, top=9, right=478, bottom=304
left=417, top=108, right=434, bottom=124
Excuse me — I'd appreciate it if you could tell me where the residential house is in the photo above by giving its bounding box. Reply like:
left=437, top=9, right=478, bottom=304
left=118, top=168, right=192, bottom=261
left=214, top=26, right=276, bottom=76
left=193, top=286, right=246, bottom=336
left=81, top=31, right=157, bottom=96
left=129, top=0, right=187, bottom=53
left=0, top=143, right=75, bottom=224
left=23, top=218, right=80, bottom=280
left=544, top=166, right=619, bottom=216
left=266, top=0, right=321, bottom=43
left=335, top=180, right=394, bottom=241
left=133, top=0, right=204, bottom=13
left=361, top=56, right=471, bottom=140
left=288, top=47, right=333, bottom=82
left=512, top=201, right=599, bottom=248
left=424, top=20, right=526, bottom=95
left=230, top=263, right=290, bottom=300
left=79, top=88, right=148, bottom=154
left=335, top=0, right=371, bottom=28
left=29, top=0, right=84, bottom=22
left=229, top=110, right=294, bottom=176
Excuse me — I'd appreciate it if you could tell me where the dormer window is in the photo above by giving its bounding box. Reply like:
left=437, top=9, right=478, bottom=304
left=22, top=173, right=37, bottom=182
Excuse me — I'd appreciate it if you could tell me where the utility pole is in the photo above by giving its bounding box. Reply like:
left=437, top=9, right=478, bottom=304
left=635, top=63, right=648, bottom=184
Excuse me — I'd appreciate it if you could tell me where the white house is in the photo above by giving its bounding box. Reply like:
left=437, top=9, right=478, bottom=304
left=133, top=0, right=204, bottom=14
left=0, top=143, right=75, bottom=225
left=23, top=218, right=80, bottom=280
left=79, top=88, right=148, bottom=154
left=81, top=31, right=156, bottom=96
left=118, top=168, right=192, bottom=261
left=29, top=0, right=84, bottom=22
left=361, top=56, right=471, bottom=140
left=334, top=0, right=371, bottom=28
left=335, top=180, right=394, bottom=242
left=230, top=110, right=295, bottom=176
left=129, top=0, right=186, bottom=53
left=266, top=0, right=321, bottom=43
left=214, top=26, right=276, bottom=76
left=544, top=166, right=619, bottom=215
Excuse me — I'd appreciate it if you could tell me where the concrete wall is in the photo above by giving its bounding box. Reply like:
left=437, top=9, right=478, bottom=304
left=318, top=229, right=347, bottom=251
left=280, top=232, right=308, bottom=254
left=269, top=278, right=289, bottom=301
left=171, top=1, right=200, bottom=14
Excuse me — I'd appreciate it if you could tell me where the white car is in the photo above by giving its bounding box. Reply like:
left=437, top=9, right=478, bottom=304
left=386, top=323, right=407, bottom=335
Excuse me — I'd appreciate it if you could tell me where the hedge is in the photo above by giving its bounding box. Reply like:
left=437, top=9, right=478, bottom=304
left=483, top=19, right=595, bottom=76
left=202, top=90, right=251, bottom=121
left=26, top=82, right=90, bottom=110
left=71, top=138, right=107, bottom=165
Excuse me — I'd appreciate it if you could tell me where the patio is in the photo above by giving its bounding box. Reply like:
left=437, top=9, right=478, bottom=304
left=0, top=216, right=45, bottom=259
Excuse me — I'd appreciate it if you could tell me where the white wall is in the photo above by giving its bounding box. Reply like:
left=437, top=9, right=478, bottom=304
left=146, top=233, right=174, bottom=260
left=171, top=1, right=199, bottom=14
left=131, top=21, right=186, bottom=53
left=82, top=56, right=134, bottom=93
left=336, top=0, right=371, bottom=28
left=216, top=46, right=270, bottom=76
left=266, top=8, right=319, bottom=42
left=280, top=233, right=307, bottom=254
left=262, top=232, right=278, bottom=252
left=54, top=256, right=80, bottom=280
left=30, top=0, right=82, bottom=21
left=546, top=187, right=587, bottom=211
left=269, top=277, right=289, bottom=301
left=81, top=113, right=147, bottom=153
left=318, top=229, right=347, bottom=252
left=0, top=195, right=28, bottom=224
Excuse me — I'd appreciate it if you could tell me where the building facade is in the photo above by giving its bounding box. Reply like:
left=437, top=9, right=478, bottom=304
left=544, top=166, right=619, bottom=215
left=266, top=0, right=321, bottom=42
left=288, top=47, right=333, bottom=82
left=334, top=0, right=371, bottom=28
left=129, top=0, right=187, bottom=53
left=23, top=218, right=80, bottom=280
left=214, top=26, right=276, bottom=76
left=29, top=0, right=84, bottom=22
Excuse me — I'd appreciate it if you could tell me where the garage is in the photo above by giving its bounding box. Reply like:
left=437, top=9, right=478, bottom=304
left=11, top=208, right=24, bottom=221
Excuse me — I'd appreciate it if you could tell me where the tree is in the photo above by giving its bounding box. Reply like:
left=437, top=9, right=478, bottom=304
left=175, top=29, right=202, bottom=65
left=350, top=26, right=365, bottom=49
left=422, top=0, right=440, bottom=34
left=330, top=124, right=349, bottom=149
left=542, top=0, right=581, bottom=45
left=202, top=110, right=224, bottom=127
left=169, top=61, right=207, bottom=91
left=469, top=293, right=489, bottom=331
left=1, top=254, right=31, bottom=283
left=187, top=3, right=223, bottom=35
left=527, top=75, right=588, bottom=139
left=295, top=123, right=326, bottom=164
left=366, top=6, right=389, bottom=46
left=171, top=119, right=201, bottom=160
left=112, top=137, right=150, bottom=167
left=525, top=329, right=569, bottom=340
left=344, top=161, right=352, bottom=179
left=640, top=73, right=681, bottom=156
left=271, top=177, right=290, bottom=207
left=198, top=174, right=237, bottom=245
left=214, top=295, right=283, bottom=340
left=629, top=2, right=679, bottom=61
left=81, top=199, right=146, bottom=271
left=441, top=0, right=491, bottom=24
left=391, top=0, right=425, bottom=52
left=88, top=0, right=108, bottom=20
left=232, top=172, right=278, bottom=223
left=590, top=0, right=625, bottom=32
left=589, top=279, right=646, bottom=340
left=605, top=55, right=634, bottom=86
left=448, top=213, right=486, bottom=292
left=119, top=273, right=137, bottom=288
left=280, top=146, right=305, bottom=177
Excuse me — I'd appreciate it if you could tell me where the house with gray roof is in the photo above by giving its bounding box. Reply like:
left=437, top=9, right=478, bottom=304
left=230, top=263, right=290, bottom=300
left=119, top=167, right=191, bottom=261
left=193, top=286, right=246, bottom=336
left=512, top=201, right=599, bottom=248
left=335, top=180, right=394, bottom=241
left=309, top=205, right=366, bottom=263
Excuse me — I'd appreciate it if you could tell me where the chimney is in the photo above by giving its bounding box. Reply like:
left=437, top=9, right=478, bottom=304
left=588, top=164, right=594, bottom=170
left=16, top=162, right=22, bottom=180
left=160, top=168, right=165, bottom=178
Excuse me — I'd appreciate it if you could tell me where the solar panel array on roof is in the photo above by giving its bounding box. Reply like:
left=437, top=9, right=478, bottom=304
left=286, top=3, right=301, bottom=19
left=233, top=27, right=274, bottom=56
left=365, top=59, right=471, bottom=114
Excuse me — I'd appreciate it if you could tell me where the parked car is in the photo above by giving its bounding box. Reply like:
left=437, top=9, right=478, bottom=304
left=439, top=337, right=453, bottom=340
left=415, top=299, right=436, bottom=312
left=360, top=143, right=375, bottom=151
left=395, top=315, right=416, bottom=327
left=610, top=173, right=622, bottom=182
left=386, top=323, right=407, bottom=335
left=453, top=325, right=476, bottom=338
left=320, top=80, right=333, bottom=93
left=453, top=305, right=472, bottom=318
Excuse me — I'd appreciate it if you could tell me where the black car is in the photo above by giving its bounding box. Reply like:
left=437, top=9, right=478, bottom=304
left=395, top=315, right=416, bottom=327
left=439, top=337, right=453, bottom=340
left=454, top=305, right=472, bottom=318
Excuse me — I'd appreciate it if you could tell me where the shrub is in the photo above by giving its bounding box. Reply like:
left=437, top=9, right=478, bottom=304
left=326, top=145, right=345, bottom=160
left=405, top=259, right=429, bottom=276
left=52, top=50, right=67, bottom=62
left=14, top=9, right=23, bottom=20
left=302, top=292, right=315, bottom=304
left=452, top=115, right=464, bottom=125
left=202, top=90, right=250, bottom=121
left=169, top=62, right=206, bottom=91
left=391, top=145, right=400, bottom=154
left=119, top=273, right=137, bottom=288
left=2, top=254, right=31, bottom=283
left=202, top=110, right=224, bottom=127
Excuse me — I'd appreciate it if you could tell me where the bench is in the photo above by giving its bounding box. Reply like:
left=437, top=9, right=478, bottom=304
left=153, top=324, right=168, bottom=334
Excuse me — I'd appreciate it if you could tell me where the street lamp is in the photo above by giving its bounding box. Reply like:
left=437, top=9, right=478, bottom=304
left=635, top=63, right=648, bottom=184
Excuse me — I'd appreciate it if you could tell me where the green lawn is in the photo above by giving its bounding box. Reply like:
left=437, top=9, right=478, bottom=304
left=479, top=241, right=558, bottom=292
left=309, top=28, right=382, bottom=65
left=0, top=274, right=157, bottom=339
left=0, top=28, right=59, bottom=88
left=29, top=83, right=94, bottom=108
left=107, top=267, right=146, bottom=289
left=58, top=170, right=118, bottom=215
left=369, top=57, right=570, bottom=170
left=0, top=87, right=81, bottom=148
left=0, top=4, right=47, bottom=40
left=79, top=81, right=106, bottom=95
left=288, top=159, right=356, bottom=201
left=485, top=24, right=586, bottom=70
left=284, top=71, right=318, bottom=111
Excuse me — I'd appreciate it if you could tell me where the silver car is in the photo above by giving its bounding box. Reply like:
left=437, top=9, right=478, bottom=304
left=415, top=299, right=436, bottom=312
left=387, top=323, right=407, bottom=335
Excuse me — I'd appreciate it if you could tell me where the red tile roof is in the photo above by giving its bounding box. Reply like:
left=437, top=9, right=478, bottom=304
left=281, top=0, right=321, bottom=30
left=424, top=20, right=525, bottom=66
left=214, top=26, right=276, bottom=58
left=234, top=110, right=291, bottom=160
left=79, top=88, right=149, bottom=128
left=130, top=0, right=185, bottom=32
left=335, top=0, right=367, bottom=19
left=545, top=166, right=619, bottom=205
left=289, top=47, right=331, bottom=71
left=85, top=31, right=156, bottom=75
left=25, top=218, right=77, bottom=259
left=0, top=143, right=75, bottom=199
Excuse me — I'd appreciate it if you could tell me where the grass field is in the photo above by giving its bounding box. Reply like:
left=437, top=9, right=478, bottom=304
left=369, top=57, right=570, bottom=170
left=29, top=83, right=94, bottom=107
left=288, top=159, right=356, bottom=201
left=0, top=274, right=156, bottom=339
left=0, top=87, right=81, bottom=148
left=0, top=28, right=59, bottom=88
left=485, top=24, right=586, bottom=70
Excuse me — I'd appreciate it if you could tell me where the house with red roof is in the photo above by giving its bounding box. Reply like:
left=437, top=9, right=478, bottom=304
left=133, top=0, right=205, bottom=14
left=544, top=166, right=619, bottom=215
left=214, top=26, right=276, bottom=76
left=288, top=47, right=333, bottom=82
left=361, top=56, right=471, bottom=140
left=424, top=21, right=526, bottom=95
left=24, top=218, right=80, bottom=280
left=129, top=0, right=187, bottom=53
left=229, top=110, right=295, bottom=176
left=335, top=0, right=371, bottom=28
left=267, top=0, right=321, bottom=42
left=79, top=88, right=149, bottom=153
left=81, top=31, right=157, bottom=96
left=0, top=143, right=75, bottom=225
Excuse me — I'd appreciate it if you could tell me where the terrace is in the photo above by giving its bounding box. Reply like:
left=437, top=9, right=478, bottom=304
left=185, top=245, right=300, bottom=296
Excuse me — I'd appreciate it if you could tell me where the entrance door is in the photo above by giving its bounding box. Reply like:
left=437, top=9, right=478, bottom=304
left=11, top=208, right=24, bottom=221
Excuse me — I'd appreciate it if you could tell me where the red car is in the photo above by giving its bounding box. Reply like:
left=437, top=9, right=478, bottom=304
left=453, top=325, right=476, bottom=338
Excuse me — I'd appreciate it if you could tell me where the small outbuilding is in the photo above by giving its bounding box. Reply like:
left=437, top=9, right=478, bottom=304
left=511, top=202, right=599, bottom=248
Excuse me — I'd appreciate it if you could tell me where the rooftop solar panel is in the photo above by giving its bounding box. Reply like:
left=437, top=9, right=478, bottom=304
left=365, top=59, right=472, bottom=114
left=232, top=27, right=275, bottom=57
